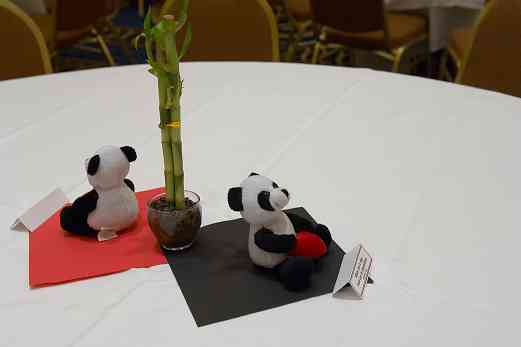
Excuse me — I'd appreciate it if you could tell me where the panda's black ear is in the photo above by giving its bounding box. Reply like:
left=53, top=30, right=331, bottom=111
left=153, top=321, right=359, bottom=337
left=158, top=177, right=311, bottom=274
left=120, top=146, right=137, bottom=162
left=87, top=155, right=100, bottom=176
left=249, top=172, right=259, bottom=177
left=228, top=187, right=243, bottom=211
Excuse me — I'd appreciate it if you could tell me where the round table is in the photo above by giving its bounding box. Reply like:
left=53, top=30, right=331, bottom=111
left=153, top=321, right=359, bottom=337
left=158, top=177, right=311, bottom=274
left=1, top=63, right=520, bottom=346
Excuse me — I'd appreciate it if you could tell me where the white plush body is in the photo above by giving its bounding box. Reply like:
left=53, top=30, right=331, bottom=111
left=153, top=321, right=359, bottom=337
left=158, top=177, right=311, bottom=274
left=248, top=213, right=295, bottom=268
left=86, top=145, right=138, bottom=232
left=88, top=185, right=138, bottom=231
left=234, top=174, right=292, bottom=268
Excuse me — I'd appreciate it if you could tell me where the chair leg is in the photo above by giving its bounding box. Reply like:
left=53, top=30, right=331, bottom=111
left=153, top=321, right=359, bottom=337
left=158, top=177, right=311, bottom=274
left=391, top=37, right=428, bottom=74
left=286, top=43, right=296, bottom=63
left=439, top=50, right=450, bottom=81
left=284, top=16, right=298, bottom=62
left=138, top=0, right=145, bottom=17
left=426, top=51, right=433, bottom=78
left=285, top=19, right=313, bottom=63
left=391, top=53, right=402, bottom=73
left=335, top=48, right=347, bottom=66
left=312, top=42, right=322, bottom=64
left=91, top=28, right=116, bottom=66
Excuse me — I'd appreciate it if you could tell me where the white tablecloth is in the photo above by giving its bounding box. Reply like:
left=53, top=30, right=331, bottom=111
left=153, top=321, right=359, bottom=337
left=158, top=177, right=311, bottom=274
left=386, top=0, right=485, bottom=51
left=1, top=63, right=520, bottom=346
left=387, top=0, right=484, bottom=10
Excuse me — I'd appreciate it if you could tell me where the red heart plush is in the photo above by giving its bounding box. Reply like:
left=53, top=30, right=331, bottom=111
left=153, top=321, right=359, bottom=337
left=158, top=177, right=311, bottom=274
left=288, top=231, right=327, bottom=258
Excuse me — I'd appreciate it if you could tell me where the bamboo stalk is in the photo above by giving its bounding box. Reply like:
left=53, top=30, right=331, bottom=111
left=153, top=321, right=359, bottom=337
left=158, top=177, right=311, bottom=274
left=170, top=107, right=185, bottom=208
left=157, top=37, right=177, bottom=207
left=139, top=1, right=190, bottom=209
left=163, top=16, right=186, bottom=209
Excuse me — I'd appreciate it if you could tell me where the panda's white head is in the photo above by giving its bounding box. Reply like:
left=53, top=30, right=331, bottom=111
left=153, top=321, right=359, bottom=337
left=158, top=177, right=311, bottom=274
left=228, top=173, right=290, bottom=226
left=86, top=145, right=137, bottom=190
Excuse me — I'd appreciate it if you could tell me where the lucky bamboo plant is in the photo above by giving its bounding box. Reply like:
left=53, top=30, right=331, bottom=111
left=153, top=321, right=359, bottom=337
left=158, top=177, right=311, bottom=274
left=136, top=0, right=192, bottom=209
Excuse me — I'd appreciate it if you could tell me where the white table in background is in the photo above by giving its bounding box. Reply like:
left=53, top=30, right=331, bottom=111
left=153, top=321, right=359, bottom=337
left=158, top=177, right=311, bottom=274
left=1, top=63, right=520, bottom=347
left=11, top=0, right=47, bottom=15
left=386, top=0, right=486, bottom=51
left=387, top=0, right=483, bottom=8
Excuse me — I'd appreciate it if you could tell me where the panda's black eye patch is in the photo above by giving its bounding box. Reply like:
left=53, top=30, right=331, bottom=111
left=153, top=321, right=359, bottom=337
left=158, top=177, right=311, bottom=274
left=258, top=191, right=274, bottom=211
left=87, top=155, right=100, bottom=176
left=272, top=182, right=279, bottom=189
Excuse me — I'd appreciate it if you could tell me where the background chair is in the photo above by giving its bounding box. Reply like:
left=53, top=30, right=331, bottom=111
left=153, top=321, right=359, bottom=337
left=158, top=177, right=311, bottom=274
left=309, top=0, right=428, bottom=73
left=55, top=0, right=116, bottom=65
left=0, top=0, right=52, bottom=80
left=440, top=0, right=489, bottom=81
left=455, top=0, right=521, bottom=98
left=29, top=0, right=56, bottom=54
left=446, top=28, right=473, bottom=76
left=284, top=0, right=311, bottom=22
left=281, top=0, right=314, bottom=62
left=155, top=0, right=279, bottom=62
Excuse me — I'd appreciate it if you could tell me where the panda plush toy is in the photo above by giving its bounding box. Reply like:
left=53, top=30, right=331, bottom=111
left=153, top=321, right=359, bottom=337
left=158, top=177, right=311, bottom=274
left=60, top=145, right=139, bottom=240
left=228, top=173, right=332, bottom=291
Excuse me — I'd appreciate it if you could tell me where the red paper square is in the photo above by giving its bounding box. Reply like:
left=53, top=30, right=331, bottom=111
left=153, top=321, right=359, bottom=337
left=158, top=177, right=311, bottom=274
left=29, top=188, right=167, bottom=287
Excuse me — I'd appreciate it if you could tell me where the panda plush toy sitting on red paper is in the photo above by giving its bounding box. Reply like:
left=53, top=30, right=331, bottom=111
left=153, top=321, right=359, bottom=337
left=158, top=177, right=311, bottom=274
left=228, top=173, right=332, bottom=291
left=60, top=145, right=138, bottom=241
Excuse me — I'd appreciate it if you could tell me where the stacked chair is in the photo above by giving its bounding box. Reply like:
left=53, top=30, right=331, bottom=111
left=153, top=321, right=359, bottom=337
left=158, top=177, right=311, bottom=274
left=0, top=0, right=52, bottom=80
left=282, top=0, right=314, bottom=62
left=154, top=0, right=279, bottom=62
left=54, top=0, right=117, bottom=66
left=442, top=0, right=521, bottom=98
left=309, top=0, right=428, bottom=73
left=29, top=0, right=57, bottom=54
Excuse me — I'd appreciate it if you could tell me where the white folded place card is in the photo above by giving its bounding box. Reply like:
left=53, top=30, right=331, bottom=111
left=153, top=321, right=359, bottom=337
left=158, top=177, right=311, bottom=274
left=10, top=188, right=69, bottom=232
left=333, top=244, right=373, bottom=297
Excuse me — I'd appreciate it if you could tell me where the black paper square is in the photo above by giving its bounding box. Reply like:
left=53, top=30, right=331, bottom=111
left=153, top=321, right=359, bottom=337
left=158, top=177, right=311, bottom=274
left=163, top=208, right=345, bottom=327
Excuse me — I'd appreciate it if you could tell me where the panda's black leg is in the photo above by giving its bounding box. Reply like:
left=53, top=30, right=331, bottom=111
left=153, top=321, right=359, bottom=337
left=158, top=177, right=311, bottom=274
left=60, top=206, right=98, bottom=237
left=276, top=257, right=314, bottom=291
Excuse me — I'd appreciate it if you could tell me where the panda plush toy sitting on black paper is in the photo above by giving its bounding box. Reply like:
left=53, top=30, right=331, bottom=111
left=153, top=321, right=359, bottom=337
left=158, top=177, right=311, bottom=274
left=228, top=173, right=332, bottom=291
left=60, top=145, right=138, bottom=240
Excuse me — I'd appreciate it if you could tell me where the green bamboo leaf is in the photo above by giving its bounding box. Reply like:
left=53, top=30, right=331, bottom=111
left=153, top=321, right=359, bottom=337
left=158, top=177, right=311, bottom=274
left=176, top=79, right=183, bottom=98
left=144, top=7, right=152, bottom=33
left=152, top=21, right=167, bottom=40
left=178, top=23, right=192, bottom=60
left=144, top=37, right=154, bottom=61
left=175, top=15, right=186, bottom=32
left=180, top=0, right=190, bottom=16
left=175, top=0, right=190, bottom=32
left=148, top=59, right=164, bottom=75
left=152, top=20, right=177, bottom=50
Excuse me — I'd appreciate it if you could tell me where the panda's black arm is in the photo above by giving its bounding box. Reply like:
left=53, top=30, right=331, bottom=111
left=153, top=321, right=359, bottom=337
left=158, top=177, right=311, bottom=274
left=254, top=228, right=296, bottom=253
left=285, top=212, right=315, bottom=231
left=285, top=212, right=332, bottom=247
left=71, top=189, right=99, bottom=213
left=124, top=178, right=135, bottom=192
